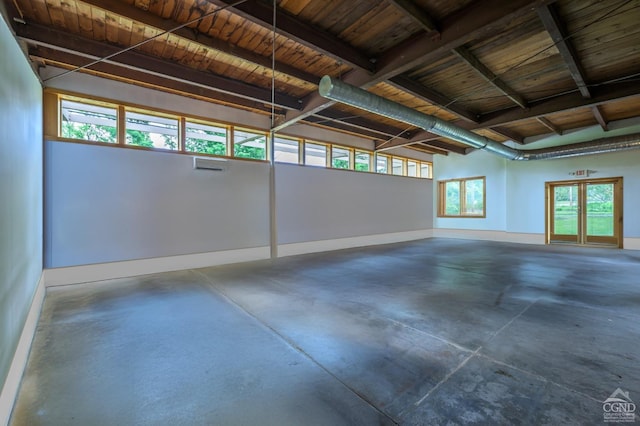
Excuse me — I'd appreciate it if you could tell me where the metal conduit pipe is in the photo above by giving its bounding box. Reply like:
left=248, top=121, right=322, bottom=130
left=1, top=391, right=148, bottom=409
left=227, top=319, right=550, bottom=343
left=318, top=76, right=640, bottom=161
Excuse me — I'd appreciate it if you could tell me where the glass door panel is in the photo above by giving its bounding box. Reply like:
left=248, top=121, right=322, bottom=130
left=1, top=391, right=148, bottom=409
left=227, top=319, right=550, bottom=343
left=551, top=184, right=579, bottom=243
left=585, top=183, right=617, bottom=245
left=547, top=178, right=622, bottom=248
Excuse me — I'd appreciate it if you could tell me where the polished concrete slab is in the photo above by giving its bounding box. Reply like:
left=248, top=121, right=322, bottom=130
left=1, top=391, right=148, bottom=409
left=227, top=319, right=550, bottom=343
left=10, top=239, right=640, bottom=425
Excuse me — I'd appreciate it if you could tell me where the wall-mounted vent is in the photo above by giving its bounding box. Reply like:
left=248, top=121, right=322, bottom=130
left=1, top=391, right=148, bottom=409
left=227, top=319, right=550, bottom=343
left=193, top=157, right=228, bottom=172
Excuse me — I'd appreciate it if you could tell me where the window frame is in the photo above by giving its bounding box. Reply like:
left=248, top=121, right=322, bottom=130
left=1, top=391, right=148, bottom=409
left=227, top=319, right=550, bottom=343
left=273, top=135, right=302, bottom=164
left=330, top=145, right=353, bottom=170
left=124, top=107, right=180, bottom=151
left=304, top=141, right=329, bottom=167
left=419, top=162, right=432, bottom=179
left=354, top=150, right=373, bottom=172
left=232, top=127, right=268, bottom=160
left=438, top=176, right=486, bottom=218
left=184, top=118, right=229, bottom=156
left=48, top=90, right=434, bottom=173
left=59, top=98, right=119, bottom=144
left=375, top=153, right=391, bottom=174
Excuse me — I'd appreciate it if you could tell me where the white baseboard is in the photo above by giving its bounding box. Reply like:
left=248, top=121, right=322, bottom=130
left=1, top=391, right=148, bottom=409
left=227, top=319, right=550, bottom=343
left=623, top=238, right=640, bottom=250
left=44, top=246, right=271, bottom=287
left=432, top=229, right=545, bottom=245
left=277, top=229, right=434, bottom=257
left=0, top=273, right=45, bottom=426
left=434, top=229, right=640, bottom=250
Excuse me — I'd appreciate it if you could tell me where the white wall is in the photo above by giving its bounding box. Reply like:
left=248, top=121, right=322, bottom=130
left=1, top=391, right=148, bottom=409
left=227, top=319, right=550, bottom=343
left=507, top=149, right=640, bottom=237
left=0, top=13, right=43, bottom=414
left=434, top=149, right=507, bottom=231
left=433, top=122, right=640, bottom=245
left=276, top=163, right=433, bottom=245
left=43, top=70, right=435, bottom=269
left=45, top=142, right=271, bottom=267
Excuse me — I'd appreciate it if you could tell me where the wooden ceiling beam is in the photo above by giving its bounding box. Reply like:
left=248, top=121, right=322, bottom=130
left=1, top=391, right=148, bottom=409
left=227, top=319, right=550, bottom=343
left=77, top=0, right=320, bottom=85
left=592, top=105, right=608, bottom=131
left=379, top=78, right=640, bottom=146
left=387, top=0, right=439, bottom=33
left=301, top=117, right=399, bottom=141
left=30, top=46, right=403, bottom=141
left=537, top=4, right=591, bottom=98
left=537, top=116, right=563, bottom=135
left=14, top=23, right=302, bottom=110
left=375, top=131, right=468, bottom=155
left=28, top=46, right=285, bottom=115
left=205, top=0, right=374, bottom=72
left=479, top=79, right=640, bottom=128
left=388, top=75, right=480, bottom=123
left=313, top=109, right=416, bottom=139
left=386, top=1, right=528, bottom=113
left=490, top=126, right=525, bottom=144
left=374, top=0, right=556, bottom=82
left=408, top=144, right=449, bottom=156
left=273, top=0, right=554, bottom=132
left=415, top=140, right=466, bottom=155
left=452, top=46, right=528, bottom=109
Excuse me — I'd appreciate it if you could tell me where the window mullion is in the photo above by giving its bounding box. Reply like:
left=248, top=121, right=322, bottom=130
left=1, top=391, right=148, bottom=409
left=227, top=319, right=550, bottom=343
left=179, top=117, right=186, bottom=153
left=460, top=180, right=466, bottom=216
left=117, top=106, right=126, bottom=145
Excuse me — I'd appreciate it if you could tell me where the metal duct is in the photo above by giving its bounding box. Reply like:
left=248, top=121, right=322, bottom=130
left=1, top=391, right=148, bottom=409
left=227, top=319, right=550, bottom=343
left=318, top=76, right=640, bottom=161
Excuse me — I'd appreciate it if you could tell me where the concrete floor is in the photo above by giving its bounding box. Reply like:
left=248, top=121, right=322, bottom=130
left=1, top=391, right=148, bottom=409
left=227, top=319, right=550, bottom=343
left=10, top=239, right=640, bottom=425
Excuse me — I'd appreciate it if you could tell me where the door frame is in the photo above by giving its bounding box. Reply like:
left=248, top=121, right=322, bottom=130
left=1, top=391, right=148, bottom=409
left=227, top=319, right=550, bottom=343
left=545, top=177, right=623, bottom=248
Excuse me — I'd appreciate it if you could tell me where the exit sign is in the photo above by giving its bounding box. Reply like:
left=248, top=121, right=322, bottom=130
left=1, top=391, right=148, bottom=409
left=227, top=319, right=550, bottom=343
left=569, top=169, right=596, bottom=177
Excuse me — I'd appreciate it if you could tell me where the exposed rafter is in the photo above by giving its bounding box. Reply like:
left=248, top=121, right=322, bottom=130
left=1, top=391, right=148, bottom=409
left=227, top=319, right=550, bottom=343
left=78, top=0, right=320, bottom=85
left=387, top=0, right=439, bottom=33
left=302, top=116, right=395, bottom=141
left=373, top=79, right=640, bottom=150
left=452, top=46, right=528, bottom=109
left=205, top=0, right=374, bottom=72
left=312, top=109, right=416, bottom=139
left=29, top=45, right=286, bottom=115
left=537, top=4, right=590, bottom=98
left=14, top=23, right=303, bottom=110
left=373, top=0, right=556, bottom=82
left=592, top=105, right=609, bottom=131
left=274, top=0, right=553, bottom=132
left=388, top=75, right=480, bottom=123
left=537, top=116, right=563, bottom=135
left=490, top=126, right=525, bottom=144
left=6, top=0, right=639, bottom=156
left=375, top=132, right=467, bottom=155
left=408, top=144, right=450, bottom=156
left=479, top=80, right=640, bottom=128
left=387, top=0, right=529, bottom=114
left=536, top=4, right=616, bottom=133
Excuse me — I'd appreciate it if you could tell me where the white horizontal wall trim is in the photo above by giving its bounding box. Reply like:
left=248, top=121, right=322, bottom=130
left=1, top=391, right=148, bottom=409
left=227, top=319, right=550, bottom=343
left=433, top=229, right=545, bottom=245
left=44, top=246, right=270, bottom=287
left=277, top=229, right=433, bottom=258
left=0, top=273, right=45, bottom=426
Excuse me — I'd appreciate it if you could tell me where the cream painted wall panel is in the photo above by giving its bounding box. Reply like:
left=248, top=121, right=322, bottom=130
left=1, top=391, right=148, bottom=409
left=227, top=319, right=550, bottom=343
left=276, top=163, right=433, bottom=244
left=507, top=149, right=640, bottom=237
left=0, top=14, right=43, bottom=412
left=45, top=142, right=270, bottom=267
left=433, top=150, right=507, bottom=231
left=433, top=124, right=640, bottom=239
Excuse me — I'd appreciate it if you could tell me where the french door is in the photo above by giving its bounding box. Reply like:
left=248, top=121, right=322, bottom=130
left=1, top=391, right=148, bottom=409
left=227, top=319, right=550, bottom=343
left=546, top=177, right=623, bottom=248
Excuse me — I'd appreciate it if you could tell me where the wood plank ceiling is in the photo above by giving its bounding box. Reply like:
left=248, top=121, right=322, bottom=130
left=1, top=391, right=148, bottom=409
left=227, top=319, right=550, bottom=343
left=4, top=0, right=640, bottom=155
